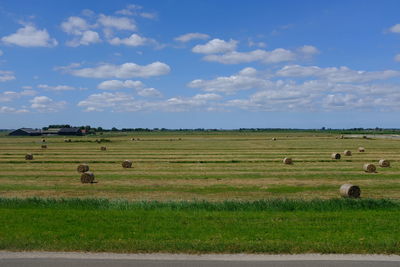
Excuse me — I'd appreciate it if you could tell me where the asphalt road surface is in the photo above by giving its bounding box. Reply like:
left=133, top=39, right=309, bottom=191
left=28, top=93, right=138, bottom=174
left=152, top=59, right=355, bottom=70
left=1, top=252, right=400, bottom=267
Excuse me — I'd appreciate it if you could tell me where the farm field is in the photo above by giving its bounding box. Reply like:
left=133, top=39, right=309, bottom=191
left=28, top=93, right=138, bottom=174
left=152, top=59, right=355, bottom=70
left=0, top=131, right=399, bottom=200
left=0, top=131, right=400, bottom=254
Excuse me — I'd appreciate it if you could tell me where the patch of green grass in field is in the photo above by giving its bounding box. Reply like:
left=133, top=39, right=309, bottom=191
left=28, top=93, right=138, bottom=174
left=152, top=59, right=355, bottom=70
left=0, top=198, right=399, bottom=253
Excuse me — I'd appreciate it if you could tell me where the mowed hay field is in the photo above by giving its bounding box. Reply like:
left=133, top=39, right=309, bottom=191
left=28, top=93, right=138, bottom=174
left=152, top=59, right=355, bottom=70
left=1, top=132, right=400, bottom=200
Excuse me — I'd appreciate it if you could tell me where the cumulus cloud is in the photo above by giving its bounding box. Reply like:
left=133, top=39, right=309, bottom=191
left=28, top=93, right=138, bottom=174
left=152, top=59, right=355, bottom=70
left=78, top=92, right=222, bottom=112
left=189, top=65, right=400, bottom=112
left=109, top=33, right=154, bottom=46
left=389, top=24, right=400, bottom=33
left=203, top=48, right=296, bottom=64
left=139, top=12, right=157, bottom=19
left=116, top=4, right=142, bottom=15
left=61, top=16, right=91, bottom=35
left=0, top=70, right=16, bottom=82
left=2, top=24, right=57, bottom=47
left=115, top=4, right=156, bottom=19
left=97, top=79, right=144, bottom=90
left=298, top=45, right=319, bottom=56
left=175, top=33, right=210, bottom=42
left=192, top=39, right=238, bottom=54
left=97, top=14, right=137, bottom=31
left=137, top=87, right=162, bottom=98
left=66, top=30, right=101, bottom=47
left=188, top=67, right=270, bottom=94
left=61, top=16, right=101, bottom=47
left=30, top=96, right=66, bottom=112
left=275, top=65, right=400, bottom=83
left=37, top=84, right=85, bottom=91
left=0, top=90, right=37, bottom=102
left=62, top=61, right=171, bottom=79
left=0, top=106, right=29, bottom=113
left=78, top=92, right=134, bottom=111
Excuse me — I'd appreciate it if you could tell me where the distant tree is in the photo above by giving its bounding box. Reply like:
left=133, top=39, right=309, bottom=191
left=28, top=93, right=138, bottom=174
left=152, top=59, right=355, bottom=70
left=111, top=127, right=118, bottom=131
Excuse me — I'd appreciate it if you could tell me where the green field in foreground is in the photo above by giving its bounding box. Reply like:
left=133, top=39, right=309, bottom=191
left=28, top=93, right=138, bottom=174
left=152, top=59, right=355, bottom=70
left=0, top=198, right=399, bottom=254
left=1, top=131, right=400, bottom=200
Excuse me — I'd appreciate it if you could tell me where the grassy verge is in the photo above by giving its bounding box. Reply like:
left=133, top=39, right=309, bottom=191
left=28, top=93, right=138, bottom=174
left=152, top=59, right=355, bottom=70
left=0, top=198, right=399, bottom=254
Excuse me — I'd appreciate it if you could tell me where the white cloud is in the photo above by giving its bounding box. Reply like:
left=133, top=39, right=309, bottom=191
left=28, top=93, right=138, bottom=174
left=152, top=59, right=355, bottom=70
left=37, top=84, right=84, bottom=91
left=115, top=4, right=142, bottom=16
left=97, top=79, right=144, bottom=90
left=175, top=33, right=210, bottom=42
left=78, top=92, right=134, bottom=111
left=188, top=67, right=270, bottom=94
left=64, top=61, right=171, bottom=78
left=97, top=14, right=137, bottom=31
left=276, top=65, right=400, bottom=83
left=298, top=45, right=319, bottom=56
left=0, top=106, right=29, bottom=113
left=109, top=33, right=152, bottom=46
left=389, top=24, right=400, bottom=33
left=248, top=40, right=267, bottom=48
left=61, top=17, right=101, bottom=47
left=137, top=88, right=162, bottom=98
left=67, top=30, right=101, bottom=47
left=139, top=12, right=157, bottom=19
left=78, top=91, right=222, bottom=112
left=394, top=54, right=400, bottom=62
left=2, top=25, right=58, bottom=47
left=203, top=48, right=296, bottom=64
left=61, top=16, right=91, bottom=35
left=188, top=65, right=400, bottom=112
left=0, top=90, right=37, bottom=102
left=30, top=96, right=66, bottom=112
left=0, top=70, right=16, bottom=82
left=192, top=39, right=237, bottom=54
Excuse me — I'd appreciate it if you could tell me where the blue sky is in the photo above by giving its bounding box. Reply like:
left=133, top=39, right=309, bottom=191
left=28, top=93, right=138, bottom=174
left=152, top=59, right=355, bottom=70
left=1, top=0, right=400, bottom=129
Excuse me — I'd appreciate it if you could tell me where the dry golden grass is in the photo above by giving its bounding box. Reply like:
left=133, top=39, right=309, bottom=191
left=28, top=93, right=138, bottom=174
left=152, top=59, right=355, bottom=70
left=1, top=132, right=400, bottom=200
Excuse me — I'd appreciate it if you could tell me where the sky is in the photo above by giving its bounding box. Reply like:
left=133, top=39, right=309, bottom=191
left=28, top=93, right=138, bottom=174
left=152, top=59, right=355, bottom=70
left=1, top=0, right=400, bottom=129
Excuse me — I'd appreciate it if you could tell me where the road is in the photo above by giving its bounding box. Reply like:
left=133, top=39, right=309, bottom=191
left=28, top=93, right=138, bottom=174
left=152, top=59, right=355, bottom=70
left=1, top=252, right=400, bottom=267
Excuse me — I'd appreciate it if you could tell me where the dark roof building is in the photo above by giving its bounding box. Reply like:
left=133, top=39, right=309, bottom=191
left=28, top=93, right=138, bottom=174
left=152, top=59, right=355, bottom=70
left=58, top=127, right=83, bottom=135
left=42, top=128, right=61, bottom=135
left=8, top=128, right=42, bottom=136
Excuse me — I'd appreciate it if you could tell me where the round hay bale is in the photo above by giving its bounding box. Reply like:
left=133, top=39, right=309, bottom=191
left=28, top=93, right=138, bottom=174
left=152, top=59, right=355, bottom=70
left=100, top=146, right=107, bottom=151
left=77, top=164, right=89, bottom=173
left=130, top=138, right=135, bottom=141
left=122, top=160, right=133, bottom=168
left=81, top=172, right=95, bottom=183
left=344, top=150, right=352, bottom=156
left=340, top=135, right=344, bottom=139
left=25, top=153, right=33, bottom=160
left=41, top=139, right=46, bottom=143
left=358, top=147, right=365, bottom=152
left=283, top=157, right=292, bottom=164
left=331, top=153, right=341, bottom=160
left=340, top=184, right=361, bottom=198
left=41, top=145, right=47, bottom=149
left=64, top=139, right=72, bottom=142
left=363, top=163, right=376, bottom=173
left=272, top=137, right=276, bottom=141
left=379, top=159, right=390, bottom=168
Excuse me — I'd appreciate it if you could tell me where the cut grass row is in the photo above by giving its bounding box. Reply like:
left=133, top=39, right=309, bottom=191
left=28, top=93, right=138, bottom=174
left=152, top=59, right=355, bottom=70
left=1, top=133, right=399, bottom=200
left=0, top=198, right=399, bottom=254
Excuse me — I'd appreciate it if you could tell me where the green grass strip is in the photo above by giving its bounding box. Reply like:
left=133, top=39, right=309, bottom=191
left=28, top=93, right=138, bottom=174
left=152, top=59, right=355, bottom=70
left=1, top=197, right=399, bottom=211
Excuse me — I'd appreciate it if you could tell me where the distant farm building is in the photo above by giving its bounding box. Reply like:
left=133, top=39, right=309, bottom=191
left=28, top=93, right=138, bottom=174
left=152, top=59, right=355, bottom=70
left=8, top=128, right=42, bottom=136
left=42, top=128, right=61, bottom=135
left=58, top=127, right=83, bottom=136
left=9, top=127, right=84, bottom=136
